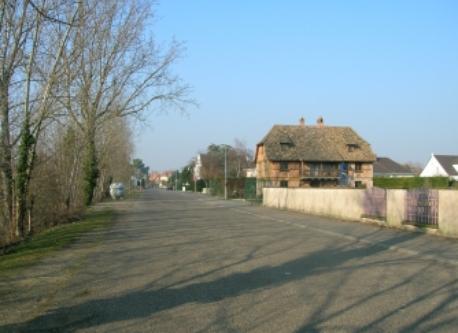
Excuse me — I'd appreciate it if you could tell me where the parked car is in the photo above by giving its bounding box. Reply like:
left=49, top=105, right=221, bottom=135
left=109, top=182, right=125, bottom=200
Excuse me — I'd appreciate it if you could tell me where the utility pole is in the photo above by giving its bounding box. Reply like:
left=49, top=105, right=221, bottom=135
left=175, top=170, right=178, bottom=191
left=224, top=146, right=228, bottom=200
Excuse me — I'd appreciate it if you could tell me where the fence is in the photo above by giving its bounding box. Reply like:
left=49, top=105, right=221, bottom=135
left=404, top=189, right=439, bottom=226
left=362, top=187, right=386, bottom=219
left=244, top=177, right=257, bottom=200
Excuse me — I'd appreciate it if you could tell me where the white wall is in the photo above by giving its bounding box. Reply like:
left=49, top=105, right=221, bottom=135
left=438, top=190, right=458, bottom=237
left=263, top=188, right=366, bottom=221
left=386, top=190, right=406, bottom=228
left=263, top=188, right=458, bottom=238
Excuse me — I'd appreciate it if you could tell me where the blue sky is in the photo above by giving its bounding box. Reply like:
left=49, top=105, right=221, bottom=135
left=135, top=0, right=458, bottom=171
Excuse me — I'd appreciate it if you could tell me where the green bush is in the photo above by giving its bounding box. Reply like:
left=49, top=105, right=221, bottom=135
left=374, top=176, right=450, bottom=189
left=208, top=179, right=224, bottom=196
left=196, top=179, right=206, bottom=192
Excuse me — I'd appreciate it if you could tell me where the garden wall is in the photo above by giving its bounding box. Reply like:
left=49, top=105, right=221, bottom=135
left=263, top=188, right=458, bottom=238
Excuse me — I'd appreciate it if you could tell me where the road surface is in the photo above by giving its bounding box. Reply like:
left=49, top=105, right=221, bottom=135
left=1, top=189, right=458, bottom=332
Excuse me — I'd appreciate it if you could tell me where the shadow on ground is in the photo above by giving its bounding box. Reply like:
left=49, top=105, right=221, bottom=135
left=2, top=229, right=457, bottom=333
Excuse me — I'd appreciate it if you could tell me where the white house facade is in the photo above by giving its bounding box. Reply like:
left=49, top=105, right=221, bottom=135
left=420, top=154, right=458, bottom=181
left=244, top=168, right=257, bottom=178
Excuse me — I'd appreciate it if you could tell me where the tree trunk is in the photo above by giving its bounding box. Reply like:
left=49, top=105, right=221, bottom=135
left=0, top=80, right=14, bottom=241
left=15, top=114, right=35, bottom=238
left=82, top=120, right=99, bottom=206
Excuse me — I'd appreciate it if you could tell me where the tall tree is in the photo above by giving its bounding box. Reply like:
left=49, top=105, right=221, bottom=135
left=200, top=140, right=254, bottom=182
left=60, top=0, right=190, bottom=205
left=0, top=0, right=79, bottom=239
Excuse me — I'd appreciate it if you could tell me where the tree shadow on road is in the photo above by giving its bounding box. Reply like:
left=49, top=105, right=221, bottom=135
left=2, top=230, right=457, bottom=333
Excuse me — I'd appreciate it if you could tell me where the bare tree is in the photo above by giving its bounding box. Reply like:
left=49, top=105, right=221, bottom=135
left=403, top=162, right=424, bottom=175
left=0, top=0, right=191, bottom=245
left=59, top=0, right=190, bottom=205
left=233, top=138, right=254, bottom=178
left=94, top=117, right=134, bottom=201
left=198, top=140, right=254, bottom=195
left=0, top=0, right=79, bottom=240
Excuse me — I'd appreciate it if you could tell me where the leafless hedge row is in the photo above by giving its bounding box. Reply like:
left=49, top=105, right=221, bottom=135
left=0, top=0, right=188, bottom=246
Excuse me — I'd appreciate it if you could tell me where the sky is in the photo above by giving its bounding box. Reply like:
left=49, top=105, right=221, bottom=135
left=135, top=0, right=458, bottom=171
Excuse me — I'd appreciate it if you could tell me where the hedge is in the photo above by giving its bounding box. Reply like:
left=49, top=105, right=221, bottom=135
left=374, top=176, right=453, bottom=189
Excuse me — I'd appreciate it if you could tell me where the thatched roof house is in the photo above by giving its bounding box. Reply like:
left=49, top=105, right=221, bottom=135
left=255, top=118, right=376, bottom=189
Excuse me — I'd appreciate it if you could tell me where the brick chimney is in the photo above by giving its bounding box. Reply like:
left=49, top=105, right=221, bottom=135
left=299, top=117, right=305, bottom=127
left=316, top=116, right=324, bottom=128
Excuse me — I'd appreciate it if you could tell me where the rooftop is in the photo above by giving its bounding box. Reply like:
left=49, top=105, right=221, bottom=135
left=374, top=157, right=414, bottom=175
left=434, top=155, right=458, bottom=176
left=258, top=119, right=376, bottom=162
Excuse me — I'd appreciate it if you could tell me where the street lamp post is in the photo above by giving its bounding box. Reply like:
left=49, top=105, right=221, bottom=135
left=175, top=170, right=178, bottom=191
left=224, top=146, right=227, bottom=200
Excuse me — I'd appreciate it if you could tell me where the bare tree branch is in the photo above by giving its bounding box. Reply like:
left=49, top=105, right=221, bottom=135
left=29, top=0, right=78, bottom=27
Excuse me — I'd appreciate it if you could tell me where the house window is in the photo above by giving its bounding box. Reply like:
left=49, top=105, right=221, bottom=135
left=280, top=161, right=288, bottom=171
left=355, top=181, right=365, bottom=188
left=347, top=144, right=360, bottom=152
left=280, top=180, right=288, bottom=188
left=310, top=163, right=319, bottom=177
left=355, top=163, right=363, bottom=173
left=280, top=143, right=292, bottom=151
left=322, top=163, right=338, bottom=176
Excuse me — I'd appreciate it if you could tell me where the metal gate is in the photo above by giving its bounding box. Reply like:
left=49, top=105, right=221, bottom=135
left=244, top=177, right=257, bottom=200
left=363, top=187, right=386, bottom=219
left=405, top=189, right=439, bottom=226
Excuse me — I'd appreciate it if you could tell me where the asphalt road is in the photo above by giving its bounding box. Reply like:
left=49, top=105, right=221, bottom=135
left=1, top=189, right=458, bottom=333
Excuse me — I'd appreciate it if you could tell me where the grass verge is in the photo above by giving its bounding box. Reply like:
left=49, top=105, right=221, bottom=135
left=0, top=209, right=113, bottom=274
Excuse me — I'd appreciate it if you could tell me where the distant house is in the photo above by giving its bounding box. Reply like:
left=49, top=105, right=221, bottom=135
left=149, top=172, right=161, bottom=184
left=420, top=154, right=458, bottom=181
left=244, top=168, right=257, bottom=178
left=374, top=157, right=416, bottom=178
left=255, top=117, right=376, bottom=193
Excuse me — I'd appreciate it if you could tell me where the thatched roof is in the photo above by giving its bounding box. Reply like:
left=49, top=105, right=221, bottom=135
left=258, top=125, right=376, bottom=162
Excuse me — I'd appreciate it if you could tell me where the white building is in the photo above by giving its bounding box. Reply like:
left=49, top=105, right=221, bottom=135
left=420, top=154, right=458, bottom=181
left=244, top=168, right=257, bottom=178
left=159, top=175, right=169, bottom=189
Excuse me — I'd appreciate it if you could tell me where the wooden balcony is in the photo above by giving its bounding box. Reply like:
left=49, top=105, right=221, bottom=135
left=300, top=170, right=340, bottom=180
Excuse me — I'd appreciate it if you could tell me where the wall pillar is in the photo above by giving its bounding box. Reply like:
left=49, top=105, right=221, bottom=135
left=386, top=190, right=406, bottom=227
left=438, top=190, right=458, bottom=237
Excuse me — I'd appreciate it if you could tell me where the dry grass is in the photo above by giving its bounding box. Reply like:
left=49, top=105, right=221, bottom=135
left=0, top=209, right=113, bottom=273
